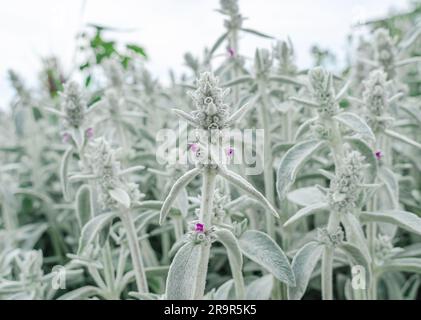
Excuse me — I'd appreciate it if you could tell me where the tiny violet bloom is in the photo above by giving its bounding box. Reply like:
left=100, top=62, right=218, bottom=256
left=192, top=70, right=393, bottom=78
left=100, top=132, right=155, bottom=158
left=86, top=128, right=94, bottom=139
left=62, top=133, right=70, bottom=143
left=189, top=143, right=199, bottom=153
left=227, top=47, right=235, bottom=58
left=195, top=223, right=205, bottom=233
left=226, top=147, right=234, bottom=157
left=375, top=150, right=383, bottom=160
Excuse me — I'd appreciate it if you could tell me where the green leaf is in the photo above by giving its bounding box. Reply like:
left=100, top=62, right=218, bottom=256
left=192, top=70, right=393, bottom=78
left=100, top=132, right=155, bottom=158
left=401, top=105, right=421, bottom=124
left=245, top=275, right=273, bottom=300
left=227, top=94, right=260, bottom=125
left=85, top=75, right=92, bottom=87
left=334, top=112, right=375, bottom=141
left=294, top=117, right=318, bottom=141
left=276, top=140, right=327, bottom=200
left=160, top=168, right=201, bottom=224
left=88, top=95, right=102, bottom=107
left=341, top=213, right=371, bottom=263
left=214, top=280, right=235, bottom=300
left=239, top=230, right=295, bottom=286
left=57, top=286, right=101, bottom=300
left=378, top=167, right=399, bottom=208
left=284, top=202, right=329, bottom=229
left=215, top=229, right=245, bottom=299
left=287, top=187, right=326, bottom=207
left=269, top=75, right=306, bottom=87
left=75, top=185, right=94, bottom=229
left=219, top=167, right=279, bottom=218
left=209, top=32, right=229, bottom=56
left=165, top=242, right=202, bottom=300
left=221, top=76, right=253, bottom=87
left=172, top=109, right=198, bottom=127
left=32, top=106, right=43, bottom=121
left=109, top=188, right=131, bottom=209
left=78, top=211, right=117, bottom=254
left=60, top=147, right=73, bottom=201
left=129, top=292, right=161, bottom=300
left=360, top=210, right=421, bottom=235
left=126, top=44, right=147, bottom=58
left=271, top=142, right=294, bottom=155
left=175, top=188, right=189, bottom=218
left=340, top=242, right=371, bottom=285
left=380, top=258, right=421, bottom=274
left=385, top=129, right=421, bottom=151
left=240, top=28, right=273, bottom=39
left=288, top=241, right=324, bottom=300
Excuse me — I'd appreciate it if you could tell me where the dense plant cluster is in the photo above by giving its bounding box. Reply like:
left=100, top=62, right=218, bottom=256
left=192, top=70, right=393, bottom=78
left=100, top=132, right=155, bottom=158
left=1, top=0, right=421, bottom=300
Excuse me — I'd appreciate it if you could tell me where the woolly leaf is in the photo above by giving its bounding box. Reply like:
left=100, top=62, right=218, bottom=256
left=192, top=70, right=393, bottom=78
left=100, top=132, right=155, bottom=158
left=75, top=185, right=94, bottom=229
left=160, top=168, right=201, bottom=224
left=165, top=242, right=202, bottom=300
left=360, top=210, right=421, bottom=236
left=276, top=140, right=326, bottom=200
left=287, top=187, right=326, bottom=207
left=288, top=241, right=324, bottom=300
left=245, top=275, right=273, bottom=300
left=340, top=242, right=371, bottom=285
left=60, top=147, right=73, bottom=201
left=219, top=167, right=279, bottom=218
left=284, top=202, right=329, bottom=229
left=239, top=230, right=295, bottom=286
left=109, top=188, right=131, bottom=209
left=78, top=211, right=117, bottom=254
left=215, top=229, right=245, bottom=299
left=334, top=112, right=375, bottom=141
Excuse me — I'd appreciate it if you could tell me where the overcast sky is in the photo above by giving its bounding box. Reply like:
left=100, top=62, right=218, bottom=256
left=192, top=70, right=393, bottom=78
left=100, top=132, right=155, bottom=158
left=0, top=0, right=410, bottom=109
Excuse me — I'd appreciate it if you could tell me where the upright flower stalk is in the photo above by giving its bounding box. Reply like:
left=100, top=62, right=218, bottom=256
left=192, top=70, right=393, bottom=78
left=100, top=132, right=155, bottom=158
left=161, top=72, right=281, bottom=299
left=281, top=67, right=375, bottom=300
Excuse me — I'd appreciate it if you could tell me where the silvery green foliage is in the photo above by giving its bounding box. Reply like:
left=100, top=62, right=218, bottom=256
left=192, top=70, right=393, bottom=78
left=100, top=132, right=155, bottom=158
left=185, top=72, right=231, bottom=130
left=1, top=0, right=421, bottom=301
left=84, top=138, right=142, bottom=210
left=362, top=70, right=392, bottom=132
left=60, top=82, right=87, bottom=129
left=161, top=71, right=284, bottom=300
left=327, top=150, right=366, bottom=213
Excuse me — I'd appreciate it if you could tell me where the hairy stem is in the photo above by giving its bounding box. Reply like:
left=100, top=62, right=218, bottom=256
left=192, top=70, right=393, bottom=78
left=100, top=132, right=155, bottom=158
left=102, top=242, right=117, bottom=297
left=258, top=81, right=285, bottom=299
left=1, top=202, right=17, bottom=232
left=230, top=28, right=240, bottom=103
left=194, top=168, right=217, bottom=299
left=258, top=82, right=276, bottom=238
left=322, top=212, right=340, bottom=300
left=321, top=119, right=345, bottom=300
left=120, top=209, right=149, bottom=293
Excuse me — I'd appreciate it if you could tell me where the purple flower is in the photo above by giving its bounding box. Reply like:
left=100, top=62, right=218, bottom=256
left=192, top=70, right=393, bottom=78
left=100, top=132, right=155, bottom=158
left=195, top=223, right=205, bottom=233
left=226, top=147, right=234, bottom=158
left=228, top=47, right=235, bottom=58
left=86, top=128, right=94, bottom=139
left=375, top=150, right=383, bottom=160
left=62, top=133, right=70, bottom=143
left=188, top=143, right=199, bottom=153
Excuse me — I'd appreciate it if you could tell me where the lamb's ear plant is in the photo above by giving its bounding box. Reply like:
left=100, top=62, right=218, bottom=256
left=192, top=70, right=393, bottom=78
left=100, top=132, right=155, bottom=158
left=278, top=67, right=374, bottom=300
left=1, top=0, right=421, bottom=301
left=161, top=72, right=294, bottom=300
left=280, top=65, right=421, bottom=300
left=72, top=138, right=150, bottom=294
left=221, top=48, right=305, bottom=241
left=357, top=28, right=421, bottom=81
left=209, top=0, right=273, bottom=85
